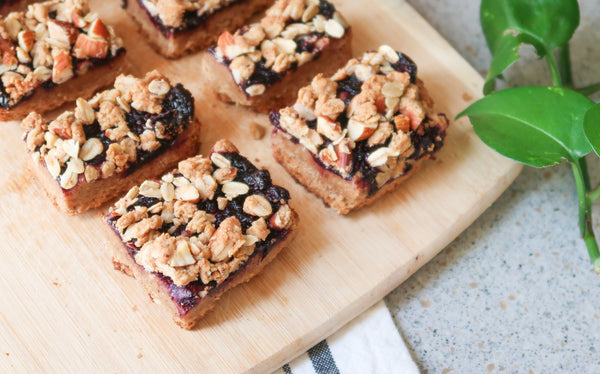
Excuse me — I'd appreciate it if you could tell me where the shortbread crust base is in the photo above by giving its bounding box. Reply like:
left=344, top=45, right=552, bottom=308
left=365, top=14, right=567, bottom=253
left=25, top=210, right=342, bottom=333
left=201, top=29, right=353, bottom=113
left=124, top=0, right=273, bottom=58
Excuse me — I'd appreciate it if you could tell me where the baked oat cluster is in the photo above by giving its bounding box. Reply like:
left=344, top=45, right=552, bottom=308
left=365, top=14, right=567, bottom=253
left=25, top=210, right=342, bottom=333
left=0, top=0, right=123, bottom=108
left=106, top=139, right=294, bottom=288
left=211, top=0, right=348, bottom=97
left=273, top=45, right=449, bottom=190
left=140, top=0, right=237, bottom=29
left=22, top=70, right=193, bottom=190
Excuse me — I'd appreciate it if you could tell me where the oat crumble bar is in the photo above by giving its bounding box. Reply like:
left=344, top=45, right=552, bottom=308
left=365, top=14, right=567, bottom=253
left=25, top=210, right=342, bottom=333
left=105, top=139, right=298, bottom=329
left=22, top=70, right=201, bottom=215
left=270, top=45, right=450, bottom=214
left=0, top=0, right=126, bottom=120
left=203, top=0, right=352, bottom=113
left=122, top=0, right=273, bottom=58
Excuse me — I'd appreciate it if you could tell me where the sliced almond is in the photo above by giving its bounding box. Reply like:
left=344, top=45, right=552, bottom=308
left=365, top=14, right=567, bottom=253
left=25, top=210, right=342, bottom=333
left=84, top=165, right=99, bottom=183
left=316, top=116, right=343, bottom=141
left=88, top=18, right=109, bottom=40
left=175, top=184, right=200, bottom=202
left=139, top=180, right=162, bottom=198
left=51, top=49, right=74, bottom=84
left=347, top=119, right=377, bottom=141
left=17, top=30, right=35, bottom=52
left=366, top=147, right=390, bottom=167
left=160, top=181, right=175, bottom=201
left=48, top=20, right=78, bottom=46
left=59, top=169, right=78, bottom=190
left=148, top=79, right=170, bottom=97
left=243, top=195, right=272, bottom=217
left=76, top=97, right=95, bottom=124
left=45, top=153, right=61, bottom=178
left=210, top=152, right=231, bottom=169
left=125, top=186, right=139, bottom=201
left=33, top=66, right=52, bottom=82
left=79, top=137, right=103, bottom=161
left=378, top=45, right=400, bottom=63
left=272, top=38, right=297, bottom=55
left=293, top=103, right=316, bottom=121
left=324, top=19, right=345, bottom=38
left=172, top=176, right=190, bottom=187
left=302, top=3, right=319, bottom=22
left=62, top=139, right=80, bottom=158
left=269, top=204, right=293, bottom=230
left=381, top=81, right=405, bottom=98
left=169, top=240, right=196, bottom=267
left=4, top=17, right=21, bottom=40
left=222, top=181, right=249, bottom=200
left=73, top=33, right=109, bottom=59
left=245, top=84, right=265, bottom=97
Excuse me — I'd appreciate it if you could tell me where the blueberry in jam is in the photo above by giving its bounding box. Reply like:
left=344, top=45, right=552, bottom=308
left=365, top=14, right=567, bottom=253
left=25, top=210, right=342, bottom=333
left=162, top=83, right=194, bottom=125
left=318, top=1, right=336, bottom=18
left=394, top=52, right=417, bottom=84
left=242, top=61, right=283, bottom=90
left=336, top=74, right=362, bottom=104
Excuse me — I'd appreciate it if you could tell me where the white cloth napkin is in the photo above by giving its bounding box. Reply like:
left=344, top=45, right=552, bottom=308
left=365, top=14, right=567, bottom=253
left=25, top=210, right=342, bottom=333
left=273, top=301, right=419, bottom=374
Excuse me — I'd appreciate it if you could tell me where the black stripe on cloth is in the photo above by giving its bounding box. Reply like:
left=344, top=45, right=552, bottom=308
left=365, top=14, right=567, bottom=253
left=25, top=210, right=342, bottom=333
left=307, top=340, right=340, bottom=374
left=282, top=363, right=292, bottom=374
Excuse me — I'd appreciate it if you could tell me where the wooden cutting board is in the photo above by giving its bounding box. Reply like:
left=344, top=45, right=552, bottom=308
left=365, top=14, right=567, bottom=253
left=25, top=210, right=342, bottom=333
left=0, top=0, right=521, bottom=372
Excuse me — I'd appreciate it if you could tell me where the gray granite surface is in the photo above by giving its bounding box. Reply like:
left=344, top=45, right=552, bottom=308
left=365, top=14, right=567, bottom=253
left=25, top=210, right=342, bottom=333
left=385, top=1, right=600, bottom=373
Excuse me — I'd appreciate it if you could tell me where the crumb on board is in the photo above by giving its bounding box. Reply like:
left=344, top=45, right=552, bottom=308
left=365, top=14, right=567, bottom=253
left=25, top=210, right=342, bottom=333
left=248, top=122, right=265, bottom=140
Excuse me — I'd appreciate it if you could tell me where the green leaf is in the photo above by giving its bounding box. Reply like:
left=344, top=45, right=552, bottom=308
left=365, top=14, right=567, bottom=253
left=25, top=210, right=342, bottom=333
left=480, top=0, right=579, bottom=92
left=457, top=86, right=593, bottom=167
left=584, top=103, right=600, bottom=157
left=483, top=34, right=522, bottom=95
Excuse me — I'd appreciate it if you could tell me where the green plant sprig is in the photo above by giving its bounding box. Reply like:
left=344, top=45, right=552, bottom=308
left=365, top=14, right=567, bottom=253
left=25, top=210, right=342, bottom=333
left=457, top=0, right=600, bottom=273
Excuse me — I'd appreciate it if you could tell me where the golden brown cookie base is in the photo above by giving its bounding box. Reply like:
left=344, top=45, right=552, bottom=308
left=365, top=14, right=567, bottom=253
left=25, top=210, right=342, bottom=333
left=28, top=121, right=202, bottom=215
left=0, top=54, right=127, bottom=122
left=271, top=129, right=423, bottom=215
left=124, top=0, right=273, bottom=59
left=108, top=210, right=298, bottom=330
left=202, top=29, right=352, bottom=113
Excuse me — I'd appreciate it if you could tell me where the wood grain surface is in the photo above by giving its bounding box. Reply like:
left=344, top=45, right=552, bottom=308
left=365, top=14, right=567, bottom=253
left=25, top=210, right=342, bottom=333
left=0, top=0, right=521, bottom=372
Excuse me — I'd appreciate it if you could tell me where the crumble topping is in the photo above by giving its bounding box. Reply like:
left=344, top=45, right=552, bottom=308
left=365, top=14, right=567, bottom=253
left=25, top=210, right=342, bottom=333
left=106, top=139, right=294, bottom=288
left=210, top=0, right=349, bottom=97
left=272, top=45, right=450, bottom=190
left=22, top=70, right=194, bottom=190
left=0, top=0, right=124, bottom=108
left=139, top=0, right=237, bottom=29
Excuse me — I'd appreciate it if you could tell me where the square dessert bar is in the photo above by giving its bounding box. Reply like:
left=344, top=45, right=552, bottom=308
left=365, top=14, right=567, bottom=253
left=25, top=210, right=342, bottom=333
left=270, top=45, right=450, bottom=214
left=22, top=70, right=200, bottom=215
left=203, top=0, right=352, bottom=113
left=123, top=0, right=273, bottom=58
left=0, top=0, right=126, bottom=121
left=105, top=139, right=298, bottom=329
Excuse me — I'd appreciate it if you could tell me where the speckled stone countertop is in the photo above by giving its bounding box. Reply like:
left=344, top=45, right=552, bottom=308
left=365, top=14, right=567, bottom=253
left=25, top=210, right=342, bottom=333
left=385, top=1, right=600, bottom=373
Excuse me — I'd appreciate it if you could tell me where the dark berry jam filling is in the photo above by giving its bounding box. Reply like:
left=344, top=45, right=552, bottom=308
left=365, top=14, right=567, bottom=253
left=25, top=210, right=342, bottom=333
left=107, top=151, right=292, bottom=315
left=133, top=0, right=243, bottom=37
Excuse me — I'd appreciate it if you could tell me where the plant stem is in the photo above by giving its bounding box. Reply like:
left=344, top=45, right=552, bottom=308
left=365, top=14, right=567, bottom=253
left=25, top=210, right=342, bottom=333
left=577, top=82, right=600, bottom=96
left=546, top=52, right=563, bottom=87
left=558, top=45, right=574, bottom=88
left=590, top=185, right=600, bottom=202
left=571, top=161, right=600, bottom=273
